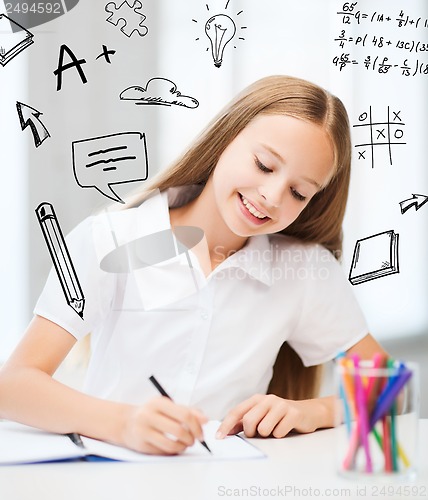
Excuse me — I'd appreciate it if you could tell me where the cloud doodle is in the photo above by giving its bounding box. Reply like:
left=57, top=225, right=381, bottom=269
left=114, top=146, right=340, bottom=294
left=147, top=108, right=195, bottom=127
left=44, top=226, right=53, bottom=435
left=120, top=78, right=199, bottom=109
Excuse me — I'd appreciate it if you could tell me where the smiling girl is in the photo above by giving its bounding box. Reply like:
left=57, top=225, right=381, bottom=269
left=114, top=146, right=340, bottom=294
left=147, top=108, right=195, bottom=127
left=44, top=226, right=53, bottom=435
left=0, top=75, right=387, bottom=455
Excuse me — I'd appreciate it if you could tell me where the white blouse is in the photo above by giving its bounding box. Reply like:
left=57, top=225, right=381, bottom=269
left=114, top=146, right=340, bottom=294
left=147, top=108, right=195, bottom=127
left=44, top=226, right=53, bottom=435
left=34, top=188, right=368, bottom=420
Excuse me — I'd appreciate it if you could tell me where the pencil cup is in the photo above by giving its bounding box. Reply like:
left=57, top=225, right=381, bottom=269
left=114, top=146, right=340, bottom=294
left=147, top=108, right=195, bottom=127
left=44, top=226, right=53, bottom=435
left=335, top=358, right=419, bottom=480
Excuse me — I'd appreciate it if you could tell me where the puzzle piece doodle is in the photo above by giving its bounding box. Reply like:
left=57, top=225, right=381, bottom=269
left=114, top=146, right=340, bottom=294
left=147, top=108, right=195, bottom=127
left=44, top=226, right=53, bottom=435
left=105, top=1, right=148, bottom=38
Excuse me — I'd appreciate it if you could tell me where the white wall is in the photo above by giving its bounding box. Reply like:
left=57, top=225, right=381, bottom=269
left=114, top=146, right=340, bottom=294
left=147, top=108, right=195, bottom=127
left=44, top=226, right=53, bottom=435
left=0, top=41, right=29, bottom=354
left=1, top=0, right=427, bottom=360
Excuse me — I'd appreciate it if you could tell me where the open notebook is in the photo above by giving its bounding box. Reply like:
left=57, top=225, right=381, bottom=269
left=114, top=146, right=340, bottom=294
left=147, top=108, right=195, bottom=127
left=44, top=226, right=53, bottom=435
left=0, top=421, right=265, bottom=465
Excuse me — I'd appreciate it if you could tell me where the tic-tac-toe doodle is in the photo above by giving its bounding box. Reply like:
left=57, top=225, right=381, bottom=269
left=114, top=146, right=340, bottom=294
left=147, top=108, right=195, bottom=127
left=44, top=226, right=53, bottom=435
left=105, top=1, right=149, bottom=38
left=353, top=106, right=406, bottom=169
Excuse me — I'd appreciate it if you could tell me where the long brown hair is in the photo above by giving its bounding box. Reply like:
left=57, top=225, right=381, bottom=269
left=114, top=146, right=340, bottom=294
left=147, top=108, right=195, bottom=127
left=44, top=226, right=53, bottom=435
left=127, top=75, right=352, bottom=400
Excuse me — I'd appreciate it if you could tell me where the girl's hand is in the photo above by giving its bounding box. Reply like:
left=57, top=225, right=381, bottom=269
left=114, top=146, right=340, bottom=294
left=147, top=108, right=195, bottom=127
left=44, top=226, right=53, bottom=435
left=216, top=394, right=333, bottom=439
left=121, top=397, right=208, bottom=455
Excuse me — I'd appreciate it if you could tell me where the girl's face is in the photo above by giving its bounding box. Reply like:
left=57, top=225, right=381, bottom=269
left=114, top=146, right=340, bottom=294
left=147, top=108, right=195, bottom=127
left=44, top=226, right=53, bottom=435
left=211, top=114, right=335, bottom=237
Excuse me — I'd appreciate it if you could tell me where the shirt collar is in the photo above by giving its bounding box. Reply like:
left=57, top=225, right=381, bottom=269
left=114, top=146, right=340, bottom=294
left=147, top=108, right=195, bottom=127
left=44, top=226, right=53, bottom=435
left=140, top=188, right=274, bottom=286
left=167, top=186, right=274, bottom=286
left=214, top=233, right=273, bottom=287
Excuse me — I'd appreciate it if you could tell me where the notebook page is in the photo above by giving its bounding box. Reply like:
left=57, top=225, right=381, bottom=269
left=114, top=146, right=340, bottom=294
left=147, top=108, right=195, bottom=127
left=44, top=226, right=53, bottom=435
left=0, top=421, right=84, bottom=464
left=82, top=421, right=265, bottom=462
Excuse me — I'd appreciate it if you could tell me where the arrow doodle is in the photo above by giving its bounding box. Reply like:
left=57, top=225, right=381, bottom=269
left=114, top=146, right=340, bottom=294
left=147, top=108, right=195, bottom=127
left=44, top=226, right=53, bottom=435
left=16, top=101, right=50, bottom=147
left=399, top=194, right=428, bottom=214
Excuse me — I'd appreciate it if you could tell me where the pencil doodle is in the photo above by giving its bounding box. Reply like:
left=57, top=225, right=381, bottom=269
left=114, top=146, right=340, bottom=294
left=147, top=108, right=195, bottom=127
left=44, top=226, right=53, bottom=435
left=3, top=1, right=80, bottom=32
left=120, top=78, right=199, bottom=109
left=192, top=2, right=247, bottom=68
left=349, top=230, right=399, bottom=286
left=353, top=106, right=406, bottom=168
left=399, top=194, right=428, bottom=214
left=105, top=0, right=148, bottom=38
left=35, top=202, right=85, bottom=319
left=0, top=14, right=34, bottom=67
left=72, top=131, right=149, bottom=203
left=16, top=101, right=50, bottom=148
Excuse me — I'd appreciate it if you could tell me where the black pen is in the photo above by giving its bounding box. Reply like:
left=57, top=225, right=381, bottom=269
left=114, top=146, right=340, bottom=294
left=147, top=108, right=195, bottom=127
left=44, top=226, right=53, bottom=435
left=149, top=375, right=212, bottom=454
left=66, top=432, right=85, bottom=448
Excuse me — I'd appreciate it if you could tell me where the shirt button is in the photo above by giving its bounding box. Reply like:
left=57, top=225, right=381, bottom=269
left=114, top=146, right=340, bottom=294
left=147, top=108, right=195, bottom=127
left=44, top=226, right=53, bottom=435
left=201, top=310, right=209, bottom=320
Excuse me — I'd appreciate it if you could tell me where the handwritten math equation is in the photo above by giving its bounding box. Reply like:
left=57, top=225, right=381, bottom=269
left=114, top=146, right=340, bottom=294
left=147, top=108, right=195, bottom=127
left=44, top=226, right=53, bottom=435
left=332, top=2, right=428, bottom=76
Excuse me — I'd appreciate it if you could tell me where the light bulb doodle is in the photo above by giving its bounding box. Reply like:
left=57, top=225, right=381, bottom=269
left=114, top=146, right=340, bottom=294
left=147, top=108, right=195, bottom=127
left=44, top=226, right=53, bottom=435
left=192, top=2, right=246, bottom=68
left=205, top=14, right=236, bottom=68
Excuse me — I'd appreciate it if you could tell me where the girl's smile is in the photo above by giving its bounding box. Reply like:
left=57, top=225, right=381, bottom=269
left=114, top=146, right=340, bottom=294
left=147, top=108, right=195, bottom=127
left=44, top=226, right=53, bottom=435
left=237, top=192, right=271, bottom=226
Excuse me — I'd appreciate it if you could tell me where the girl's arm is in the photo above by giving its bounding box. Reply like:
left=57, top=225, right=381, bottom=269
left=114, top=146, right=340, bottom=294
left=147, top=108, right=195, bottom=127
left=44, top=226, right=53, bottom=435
left=0, top=316, right=206, bottom=455
left=216, top=333, right=388, bottom=439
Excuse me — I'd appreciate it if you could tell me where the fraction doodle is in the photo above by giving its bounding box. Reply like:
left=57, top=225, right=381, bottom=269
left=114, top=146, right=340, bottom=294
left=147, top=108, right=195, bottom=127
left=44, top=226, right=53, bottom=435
left=353, top=106, right=406, bottom=169
left=332, top=2, right=428, bottom=77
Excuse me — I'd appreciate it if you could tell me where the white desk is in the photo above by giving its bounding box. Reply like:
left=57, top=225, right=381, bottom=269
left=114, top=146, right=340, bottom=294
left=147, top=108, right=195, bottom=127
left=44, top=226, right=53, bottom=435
left=0, top=421, right=427, bottom=500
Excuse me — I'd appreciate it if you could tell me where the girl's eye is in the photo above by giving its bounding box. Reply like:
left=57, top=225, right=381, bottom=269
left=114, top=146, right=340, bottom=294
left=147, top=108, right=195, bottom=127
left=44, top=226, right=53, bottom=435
left=255, top=157, right=272, bottom=173
left=291, top=187, right=306, bottom=202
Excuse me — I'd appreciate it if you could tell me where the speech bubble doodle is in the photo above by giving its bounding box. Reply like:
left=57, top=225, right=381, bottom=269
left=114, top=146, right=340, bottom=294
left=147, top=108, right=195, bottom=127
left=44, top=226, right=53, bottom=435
left=72, top=131, right=148, bottom=203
